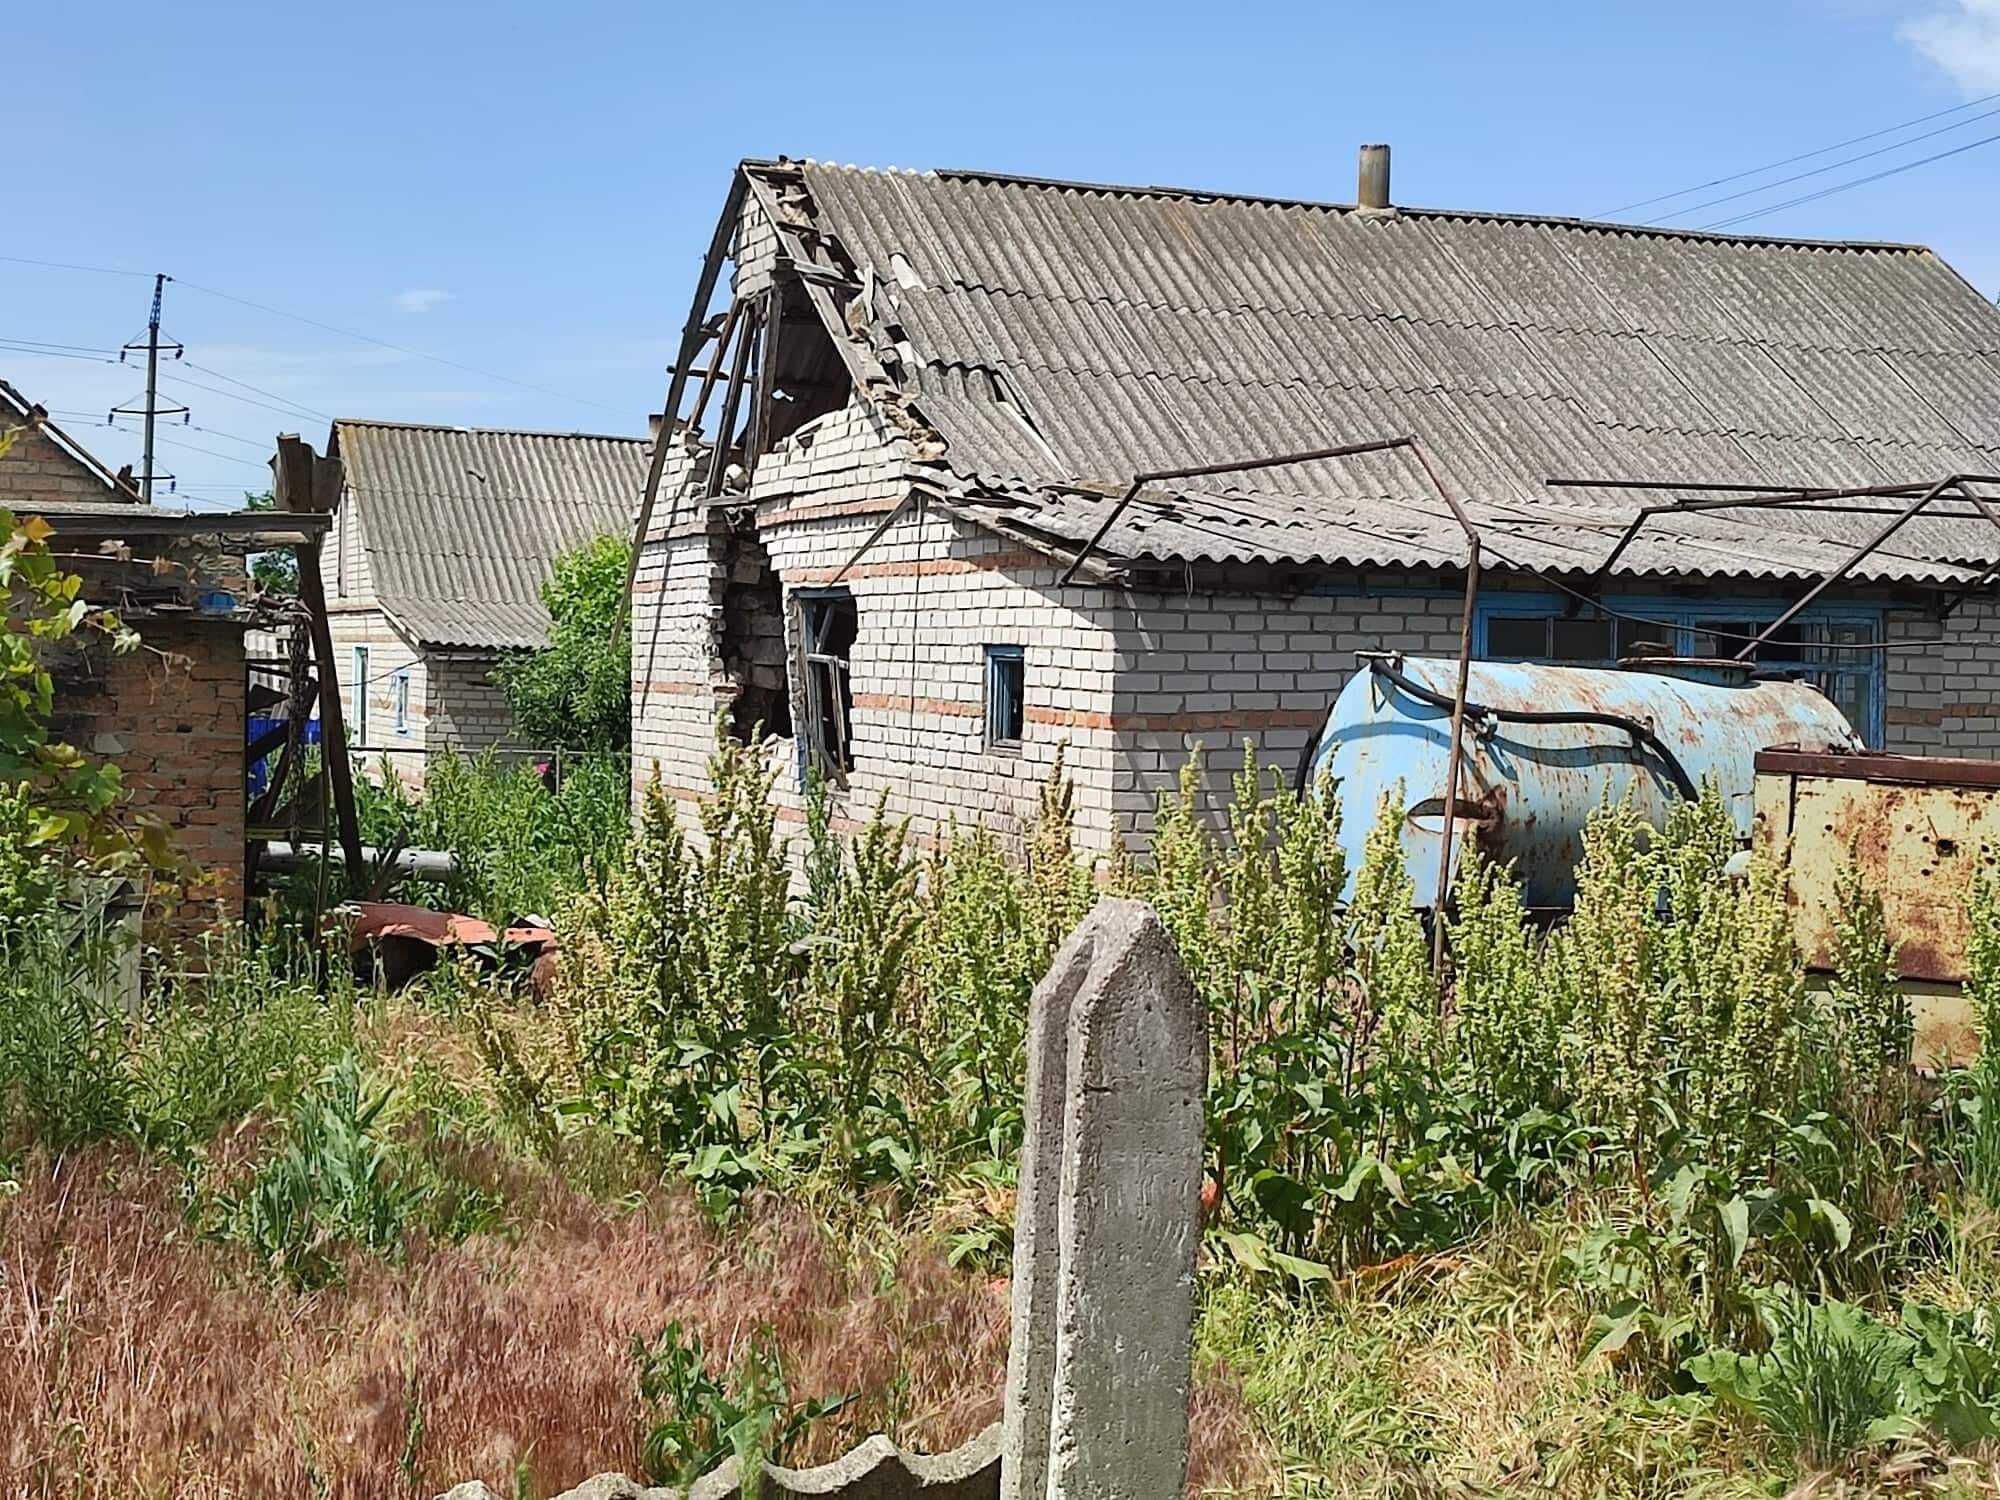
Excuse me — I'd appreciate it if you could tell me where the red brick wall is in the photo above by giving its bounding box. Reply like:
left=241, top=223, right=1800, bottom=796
left=0, top=424, right=125, bottom=505
left=49, top=621, right=247, bottom=935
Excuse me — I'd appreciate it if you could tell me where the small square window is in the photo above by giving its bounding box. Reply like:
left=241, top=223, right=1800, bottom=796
left=985, top=645, right=1025, bottom=746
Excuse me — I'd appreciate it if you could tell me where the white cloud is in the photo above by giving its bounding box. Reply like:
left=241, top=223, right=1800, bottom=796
left=392, top=287, right=451, bottom=315
left=1901, top=0, right=2000, bottom=92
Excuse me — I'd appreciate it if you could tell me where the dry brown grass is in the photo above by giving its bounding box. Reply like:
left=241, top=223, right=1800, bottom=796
left=0, top=1150, right=1273, bottom=1499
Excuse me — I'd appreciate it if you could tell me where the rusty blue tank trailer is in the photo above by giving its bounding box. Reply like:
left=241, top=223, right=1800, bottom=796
left=1303, top=654, right=1862, bottom=911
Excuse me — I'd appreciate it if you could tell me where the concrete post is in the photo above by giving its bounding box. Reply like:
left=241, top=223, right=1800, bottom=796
left=1000, top=899, right=1207, bottom=1500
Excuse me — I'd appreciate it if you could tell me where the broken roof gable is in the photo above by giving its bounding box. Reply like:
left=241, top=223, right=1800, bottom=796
left=745, top=158, right=2000, bottom=584
left=331, top=418, right=649, bottom=651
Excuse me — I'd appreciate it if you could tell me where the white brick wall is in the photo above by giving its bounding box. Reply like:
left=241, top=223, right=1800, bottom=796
left=633, top=391, right=2000, bottom=859
left=427, top=656, right=529, bottom=759
left=1885, top=597, right=2000, bottom=756
left=634, top=400, right=1118, bottom=852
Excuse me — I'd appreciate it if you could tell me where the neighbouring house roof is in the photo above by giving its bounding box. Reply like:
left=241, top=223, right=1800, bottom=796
left=330, top=419, right=649, bottom=651
left=0, top=377, right=144, bottom=502
left=744, top=159, right=2000, bottom=586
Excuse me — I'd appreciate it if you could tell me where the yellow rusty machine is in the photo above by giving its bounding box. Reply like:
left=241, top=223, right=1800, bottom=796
left=1753, top=749, right=2000, bottom=1066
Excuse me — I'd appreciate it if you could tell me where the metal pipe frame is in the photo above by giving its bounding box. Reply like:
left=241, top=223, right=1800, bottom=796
left=1054, top=436, right=1414, bottom=589
left=1566, top=475, right=2000, bottom=595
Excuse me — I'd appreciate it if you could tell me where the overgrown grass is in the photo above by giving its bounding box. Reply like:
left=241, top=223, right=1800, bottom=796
left=9, top=725, right=2000, bottom=1496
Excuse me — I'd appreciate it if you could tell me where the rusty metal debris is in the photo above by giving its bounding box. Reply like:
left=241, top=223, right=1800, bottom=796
left=346, top=901, right=558, bottom=993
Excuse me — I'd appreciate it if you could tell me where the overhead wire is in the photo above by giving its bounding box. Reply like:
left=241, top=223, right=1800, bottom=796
left=180, top=361, right=332, bottom=422
left=1699, top=128, right=2000, bottom=230
left=172, top=278, right=627, bottom=416
left=0, top=253, right=148, bottom=279
left=1597, top=87, right=2000, bottom=217
left=1659, top=101, right=2000, bottom=224
left=3, top=255, right=622, bottom=417
left=157, top=372, right=328, bottom=425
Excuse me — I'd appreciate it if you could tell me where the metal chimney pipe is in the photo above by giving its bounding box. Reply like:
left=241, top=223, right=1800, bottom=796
left=1358, top=143, right=1391, bottom=210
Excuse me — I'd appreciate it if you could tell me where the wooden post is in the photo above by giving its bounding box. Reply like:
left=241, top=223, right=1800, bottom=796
left=275, top=435, right=365, bottom=878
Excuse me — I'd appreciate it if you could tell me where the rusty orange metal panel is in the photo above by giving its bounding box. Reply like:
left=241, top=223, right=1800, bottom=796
left=1753, top=750, right=2000, bottom=987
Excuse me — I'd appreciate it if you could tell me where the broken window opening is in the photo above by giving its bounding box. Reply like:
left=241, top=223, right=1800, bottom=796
left=763, top=275, right=852, bottom=452
left=717, top=515, right=792, bottom=745
left=985, top=644, right=1025, bottom=747
left=800, top=590, right=858, bottom=776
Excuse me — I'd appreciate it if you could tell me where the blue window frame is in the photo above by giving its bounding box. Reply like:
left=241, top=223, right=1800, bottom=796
left=985, top=644, right=1026, bottom=747
left=1475, top=594, right=1886, bottom=746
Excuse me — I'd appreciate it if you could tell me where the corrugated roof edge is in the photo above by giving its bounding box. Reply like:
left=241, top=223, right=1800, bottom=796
left=331, top=416, right=649, bottom=444
left=744, top=157, right=1934, bottom=256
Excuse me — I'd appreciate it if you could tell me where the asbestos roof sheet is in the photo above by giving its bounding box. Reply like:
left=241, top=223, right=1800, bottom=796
left=765, top=160, right=2000, bottom=582
left=333, top=420, right=648, bottom=650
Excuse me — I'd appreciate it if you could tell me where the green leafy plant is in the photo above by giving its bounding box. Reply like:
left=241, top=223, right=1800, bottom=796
left=632, top=1321, right=848, bottom=1492
left=207, top=1052, right=501, bottom=1287
left=1690, top=1293, right=2000, bottom=1469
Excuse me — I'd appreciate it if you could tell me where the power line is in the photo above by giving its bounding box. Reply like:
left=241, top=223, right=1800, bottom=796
left=1598, top=88, right=2000, bottom=217
left=0, top=252, right=149, bottom=279
left=1660, top=101, right=2000, bottom=224
left=152, top=432, right=268, bottom=469
left=0, top=341, right=116, bottom=364
left=0, top=335, right=121, bottom=356
left=173, top=277, right=626, bottom=415
left=1700, top=127, right=2000, bottom=230
left=5, top=250, right=623, bottom=417
left=159, top=372, right=327, bottom=424
left=180, top=360, right=332, bottom=422
left=40, top=412, right=266, bottom=470
left=52, top=408, right=273, bottom=452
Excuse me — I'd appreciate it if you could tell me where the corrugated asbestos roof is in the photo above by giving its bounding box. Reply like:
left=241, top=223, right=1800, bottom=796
left=758, top=160, right=2000, bottom=583
left=333, top=420, right=647, bottom=650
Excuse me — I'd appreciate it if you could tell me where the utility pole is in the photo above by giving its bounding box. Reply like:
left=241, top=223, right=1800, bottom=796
left=113, top=274, right=186, bottom=502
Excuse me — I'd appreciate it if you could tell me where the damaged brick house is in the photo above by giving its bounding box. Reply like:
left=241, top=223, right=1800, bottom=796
left=630, top=151, right=2000, bottom=856
left=0, top=380, right=326, bottom=925
left=316, top=419, right=649, bottom=777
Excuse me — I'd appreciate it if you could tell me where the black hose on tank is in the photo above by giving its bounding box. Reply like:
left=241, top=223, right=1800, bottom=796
left=1364, top=658, right=1700, bottom=803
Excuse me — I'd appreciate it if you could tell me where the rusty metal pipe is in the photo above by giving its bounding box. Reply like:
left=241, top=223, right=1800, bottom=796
left=1401, top=441, right=1485, bottom=976
left=1434, top=542, right=1480, bottom=972
left=1733, top=475, right=1959, bottom=661
left=1056, top=436, right=1415, bottom=587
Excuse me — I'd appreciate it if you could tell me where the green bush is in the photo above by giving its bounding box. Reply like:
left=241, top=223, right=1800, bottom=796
left=355, top=749, right=628, bottom=918
left=492, top=533, right=632, bottom=752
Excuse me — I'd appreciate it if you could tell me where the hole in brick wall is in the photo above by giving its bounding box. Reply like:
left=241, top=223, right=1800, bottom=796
left=717, top=518, right=792, bottom=744
left=763, top=276, right=851, bottom=452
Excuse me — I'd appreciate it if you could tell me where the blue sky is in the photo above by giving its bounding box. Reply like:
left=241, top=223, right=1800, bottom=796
left=4, top=0, right=1998, bottom=507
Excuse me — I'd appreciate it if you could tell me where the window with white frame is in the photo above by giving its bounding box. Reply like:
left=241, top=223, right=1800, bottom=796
left=392, top=669, right=411, bottom=736
left=351, top=645, right=370, bottom=745
left=1477, top=597, right=1885, bottom=745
